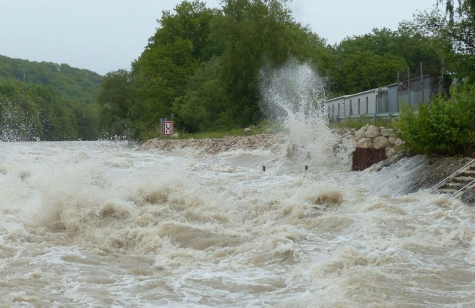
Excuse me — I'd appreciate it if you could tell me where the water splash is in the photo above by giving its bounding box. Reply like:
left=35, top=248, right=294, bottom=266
left=0, top=100, right=41, bottom=142
left=259, top=59, right=353, bottom=169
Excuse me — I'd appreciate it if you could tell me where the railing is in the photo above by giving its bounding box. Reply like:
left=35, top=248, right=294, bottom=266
left=334, top=112, right=399, bottom=125
left=428, top=159, right=475, bottom=192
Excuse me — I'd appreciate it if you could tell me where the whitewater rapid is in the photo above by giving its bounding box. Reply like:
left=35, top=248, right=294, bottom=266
left=0, top=140, right=474, bottom=307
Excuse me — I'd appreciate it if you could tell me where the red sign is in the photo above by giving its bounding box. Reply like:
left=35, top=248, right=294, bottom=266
left=163, top=121, right=174, bottom=136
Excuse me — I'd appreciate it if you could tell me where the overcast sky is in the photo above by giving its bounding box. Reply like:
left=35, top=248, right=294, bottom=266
left=0, top=0, right=437, bottom=75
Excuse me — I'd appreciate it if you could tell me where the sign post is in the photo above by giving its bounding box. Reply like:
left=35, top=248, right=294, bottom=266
left=163, top=120, right=174, bottom=136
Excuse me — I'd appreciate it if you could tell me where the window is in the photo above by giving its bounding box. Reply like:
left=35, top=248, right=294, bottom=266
left=366, top=97, right=368, bottom=114
left=358, top=98, right=360, bottom=114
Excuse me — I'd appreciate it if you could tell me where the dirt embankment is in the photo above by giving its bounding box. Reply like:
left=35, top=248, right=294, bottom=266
left=138, top=134, right=288, bottom=154
left=386, top=154, right=472, bottom=190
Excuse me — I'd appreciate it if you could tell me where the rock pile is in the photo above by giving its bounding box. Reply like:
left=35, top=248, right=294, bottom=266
left=138, top=134, right=287, bottom=154
left=337, top=124, right=404, bottom=158
left=139, top=125, right=404, bottom=160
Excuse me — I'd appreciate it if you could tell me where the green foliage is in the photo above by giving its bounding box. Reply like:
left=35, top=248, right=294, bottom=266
left=0, top=55, right=102, bottom=104
left=97, top=69, right=135, bottom=136
left=95, top=0, right=446, bottom=141
left=396, top=83, right=475, bottom=155
left=0, top=55, right=102, bottom=140
left=0, top=95, right=42, bottom=141
left=333, top=50, right=407, bottom=94
left=330, top=27, right=441, bottom=95
left=413, top=0, right=475, bottom=83
left=0, top=78, right=100, bottom=141
left=173, top=57, right=231, bottom=132
left=125, top=1, right=216, bottom=139
left=331, top=116, right=396, bottom=130
left=120, top=0, right=335, bottom=139
left=211, top=0, right=328, bottom=127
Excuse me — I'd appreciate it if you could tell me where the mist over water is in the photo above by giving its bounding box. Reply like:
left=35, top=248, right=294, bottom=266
left=0, top=61, right=474, bottom=307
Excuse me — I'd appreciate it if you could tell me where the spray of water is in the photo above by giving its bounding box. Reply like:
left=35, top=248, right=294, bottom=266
left=259, top=59, right=353, bottom=169
left=0, top=99, right=41, bottom=142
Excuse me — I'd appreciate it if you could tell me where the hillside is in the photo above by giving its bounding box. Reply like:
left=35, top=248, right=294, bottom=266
left=0, top=54, right=102, bottom=104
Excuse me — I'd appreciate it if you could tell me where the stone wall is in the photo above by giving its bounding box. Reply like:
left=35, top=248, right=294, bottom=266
left=338, top=124, right=404, bottom=158
left=336, top=125, right=404, bottom=170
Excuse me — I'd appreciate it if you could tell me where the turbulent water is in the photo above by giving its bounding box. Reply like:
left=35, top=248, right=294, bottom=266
left=1, top=63, right=475, bottom=307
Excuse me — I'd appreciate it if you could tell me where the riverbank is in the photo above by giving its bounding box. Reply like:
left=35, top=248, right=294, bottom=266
left=138, top=132, right=474, bottom=205
left=138, top=133, right=288, bottom=154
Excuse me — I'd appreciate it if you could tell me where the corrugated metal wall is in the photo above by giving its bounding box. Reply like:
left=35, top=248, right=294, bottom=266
left=326, top=76, right=439, bottom=119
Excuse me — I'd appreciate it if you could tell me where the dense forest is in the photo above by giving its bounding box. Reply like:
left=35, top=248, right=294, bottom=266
left=98, top=0, right=467, bottom=140
left=0, top=56, right=102, bottom=141
left=0, top=55, right=102, bottom=104
left=2, top=0, right=473, bottom=146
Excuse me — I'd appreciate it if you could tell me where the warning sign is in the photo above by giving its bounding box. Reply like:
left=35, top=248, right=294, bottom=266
left=163, top=121, right=174, bottom=136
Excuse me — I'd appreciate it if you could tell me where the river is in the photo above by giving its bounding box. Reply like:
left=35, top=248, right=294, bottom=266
left=0, top=138, right=474, bottom=307
left=1, top=61, right=475, bottom=307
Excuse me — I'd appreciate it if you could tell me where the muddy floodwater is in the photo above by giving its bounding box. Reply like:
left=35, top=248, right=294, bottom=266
left=0, top=140, right=474, bottom=307
left=1, top=61, right=474, bottom=307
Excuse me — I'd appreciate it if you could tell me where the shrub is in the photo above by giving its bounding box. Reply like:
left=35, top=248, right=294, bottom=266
left=396, top=83, right=475, bottom=156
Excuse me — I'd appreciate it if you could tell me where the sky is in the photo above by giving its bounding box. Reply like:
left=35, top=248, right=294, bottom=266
left=0, top=0, right=438, bottom=75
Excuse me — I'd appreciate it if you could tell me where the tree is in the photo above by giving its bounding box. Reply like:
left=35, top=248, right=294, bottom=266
left=97, top=69, right=135, bottom=136
left=173, top=57, right=230, bottom=132
left=130, top=1, right=216, bottom=138
left=211, top=0, right=329, bottom=127
left=0, top=78, right=103, bottom=141
left=0, top=55, right=102, bottom=104
left=332, top=50, right=407, bottom=94
left=329, top=27, right=441, bottom=95
left=415, top=0, right=475, bottom=81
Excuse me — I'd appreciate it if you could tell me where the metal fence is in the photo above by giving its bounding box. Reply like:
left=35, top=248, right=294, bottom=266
left=334, top=112, right=399, bottom=125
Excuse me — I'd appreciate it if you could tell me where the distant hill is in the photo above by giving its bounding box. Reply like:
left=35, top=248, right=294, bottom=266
left=0, top=54, right=102, bottom=104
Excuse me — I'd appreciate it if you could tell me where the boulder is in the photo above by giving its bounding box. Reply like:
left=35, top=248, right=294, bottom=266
left=381, top=128, right=393, bottom=137
left=364, top=125, right=380, bottom=138
left=357, top=137, right=373, bottom=148
left=373, top=136, right=389, bottom=149
left=394, top=138, right=404, bottom=147
left=344, top=135, right=357, bottom=146
left=385, top=146, right=397, bottom=158
left=355, top=127, right=366, bottom=140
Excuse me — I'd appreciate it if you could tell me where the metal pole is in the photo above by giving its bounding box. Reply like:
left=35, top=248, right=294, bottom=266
left=397, top=71, right=400, bottom=111
left=420, top=62, right=424, bottom=104
left=160, top=118, right=164, bottom=137
left=407, top=68, right=411, bottom=106
left=439, top=58, right=444, bottom=96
